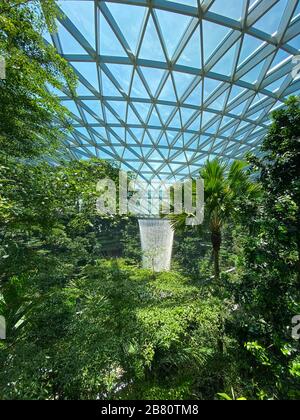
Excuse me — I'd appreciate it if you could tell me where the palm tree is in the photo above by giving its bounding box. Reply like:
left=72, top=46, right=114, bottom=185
left=169, top=159, right=259, bottom=282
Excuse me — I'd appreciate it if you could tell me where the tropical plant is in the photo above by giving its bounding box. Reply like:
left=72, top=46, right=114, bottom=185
left=231, top=96, right=300, bottom=399
left=169, top=159, right=259, bottom=282
left=0, top=0, right=76, bottom=159
left=0, top=260, right=223, bottom=400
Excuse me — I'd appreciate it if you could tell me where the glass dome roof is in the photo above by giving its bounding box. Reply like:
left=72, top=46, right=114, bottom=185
left=47, top=0, right=300, bottom=181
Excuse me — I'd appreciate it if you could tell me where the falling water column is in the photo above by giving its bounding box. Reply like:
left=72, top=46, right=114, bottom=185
left=138, top=219, right=174, bottom=272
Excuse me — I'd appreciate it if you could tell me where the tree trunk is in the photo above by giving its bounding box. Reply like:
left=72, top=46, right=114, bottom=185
left=211, top=230, right=222, bottom=282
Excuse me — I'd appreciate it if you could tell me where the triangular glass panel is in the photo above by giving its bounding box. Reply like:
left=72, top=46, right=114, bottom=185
left=57, top=22, right=87, bottom=54
left=202, top=20, right=231, bottom=61
left=43, top=28, right=53, bottom=45
left=131, top=127, right=145, bottom=141
left=254, top=0, right=289, bottom=35
left=169, top=110, right=181, bottom=129
left=203, top=78, right=221, bottom=101
left=62, top=100, right=81, bottom=119
left=72, top=62, right=99, bottom=90
left=292, top=1, right=300, bottom=20
left=134, top=102, right=152, bottom=122
left=184, top=82, right=202, bottom=105
left=155, top=9, right=191, bottom=58
left=109, top=101, right=127, bottom=121
left=240, top=60, right=266, bottom=84
left=288, top=34, right=300, bottom=50
left=209, top=91, right=227, bottom=111
left=76, top=82, right=93, bottom=96
left=228, top=85, right=246, bottom=103
left=209, top=0, right=244, bottom=21
left=139, top=15, right=166, bottom=62
left=158, top=75, right=177, bottom=102
left=157, top=104, right=175, bottom=124
left=107, top=2, right=146, bottom=53
left=206, top=121, right=220, bottom=134
left=105, top=107, right=120, bottom=124
left=146, top=131, right=158, bottom=145
left=177, top=27, right=202, bottom=68
left=201, top=111, right=215, bottom=127
left=187, top=117, right=200, bottom=131
left=59, top=0, right=95, bottom=47
left=101, top=71, right=120, bottom=96
left=100, top=13, right=126, bottom=56
left=83, top=110, right=100, bottom=125
left=148, top=107, right=161, bottom=126
left=82, top=100, right=102, bottom=119
left=94, top=127, right=108, bottom=139
left=130, top=71, right=149, bottom=98
left=268, top=49, right=291, bottom=74
left=76, top=127, right=90, bottom=139
left=140, top=67, right=166, bottom=96
left=230, top=101, right=246, bottom=116
left=173, top=71, right=195, bottom=99
left=107, top=64, right=133, bottom=95
left=180, top=107, right=197, bottom=126
left=219, top=115, right=234, bottom=129
left=211, top=44, right=236, bottom=76
left=127, top=106, right=141, bottom=125
left=238, top=34, right=264, bottom=66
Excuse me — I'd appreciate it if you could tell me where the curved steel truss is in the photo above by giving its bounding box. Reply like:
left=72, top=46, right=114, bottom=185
left=47, top=0, right=300, bottom=181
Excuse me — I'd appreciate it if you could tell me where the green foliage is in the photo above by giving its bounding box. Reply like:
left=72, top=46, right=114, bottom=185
left=0, top=0, right=76, bottom=158
left=169, top=159, right=259, bottom=281
left=121, top=218, right=143, bottom=264
left=0, top=260, right=223, bottom=400
left=0, top=157, right=132, bottom=347
left=229, top=96, right=300, bottom=400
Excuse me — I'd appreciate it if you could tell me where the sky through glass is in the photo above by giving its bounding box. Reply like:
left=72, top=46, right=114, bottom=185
left=46, top=0, right=300, bottom=181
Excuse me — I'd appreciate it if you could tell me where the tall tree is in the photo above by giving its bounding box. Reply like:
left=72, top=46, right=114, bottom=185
left=0, top=0, right=76, bottom=340
left=233, top=96, right=300, bottom=399
left=170, top=159, right=259, bottom=281
left=0, top=0, right=76, bottom=158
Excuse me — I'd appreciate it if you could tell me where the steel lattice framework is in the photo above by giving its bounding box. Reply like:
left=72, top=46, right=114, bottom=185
left=46, top=0, right=300, bottom=181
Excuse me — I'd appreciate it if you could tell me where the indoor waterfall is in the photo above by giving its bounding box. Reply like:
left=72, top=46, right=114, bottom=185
left=138, top=219, right=174, bottom=272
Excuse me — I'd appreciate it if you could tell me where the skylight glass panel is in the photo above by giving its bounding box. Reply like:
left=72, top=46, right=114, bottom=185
left=155, top=9, right=192, bottom=58
left=176, top=27, right=202, bottom=68
left=209, top=0, right=244, bottom=21
left=107, top=3, right=146, bottom=54
left=107, top=64, right=133, bottom=95
left=57, top=22, right=86, bottom=54
left=202, top=21, right=231, bottom=61
left=138, top=15, right=166, bottom=62
left=140, top=67, right=166, bottom=97
left=203, top=78, right=221, bottom=101
left=52, top=0, right=299, bottom=179
left=173, top=72, right=196, bottom=99
left=101, top=71, right=120, bottom=97
left=253, top=0, right=289, bottom=35
left=72, top=62, right=99, bottom=90
left=58, top=0, right=95, bottom=48
left=100, top=13, right=126, bottom=56
left=211, top=45, right=236, bottom=76
left=238, top=34, right=264, bottom=65
left=288, top=34, right=300, bottom=51
left=158, top=76, right=177, bottom=102
left=130, top=72, right=149, bottom=98
left=184, top=83, right=202, bottom=106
